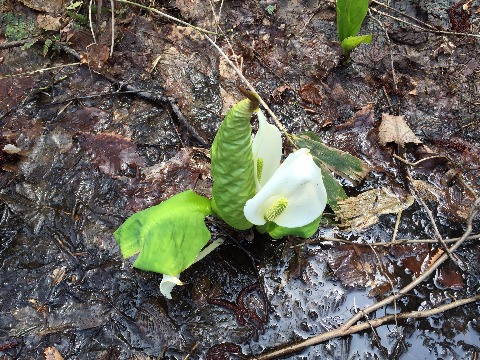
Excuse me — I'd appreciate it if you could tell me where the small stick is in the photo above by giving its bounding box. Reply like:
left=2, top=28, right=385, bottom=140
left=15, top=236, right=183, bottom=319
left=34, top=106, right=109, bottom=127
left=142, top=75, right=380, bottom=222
left=110, top=0, right=115, bottom=57
left=370, top=7, right=480, bottom=38
left=115, top=0, right=217, bottom=35
left=89, top=0, right=97, bottom=44
left=393, top=154, right=447, bottom=167
left=257, top=197, right=480, bottom=359
left=407, top=168, right=454, bottom=258
left=204, top=35, right=296, bottom=147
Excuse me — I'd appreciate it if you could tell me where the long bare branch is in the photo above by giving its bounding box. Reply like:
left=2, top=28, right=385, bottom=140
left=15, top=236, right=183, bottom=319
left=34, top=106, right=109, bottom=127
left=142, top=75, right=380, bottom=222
left=250, top=294, right=480, bottom=360
left=250, top=197, right=480, bottom=359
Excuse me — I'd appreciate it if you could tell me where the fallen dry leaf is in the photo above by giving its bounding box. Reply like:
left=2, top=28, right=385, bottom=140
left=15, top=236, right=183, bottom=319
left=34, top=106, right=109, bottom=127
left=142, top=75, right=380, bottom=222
left=19, top=0, right=66, bottom=14
left=336, top=187, right=414, bottom=230
left=389, top=244, right=430, bottom=277
left=327, top=244, right=395, bottom=297
left=36, top=14, right=64, bottom=31
left=76, top=132, right=145, bottom=177
left=44, top=346, right=64, bottom=360
left=80, top=44, right=110, bottom=69
left=378, top=113, right=422, bottom=147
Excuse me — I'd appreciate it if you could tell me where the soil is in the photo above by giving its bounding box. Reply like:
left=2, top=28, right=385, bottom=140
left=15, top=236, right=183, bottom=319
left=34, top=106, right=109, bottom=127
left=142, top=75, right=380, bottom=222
left=1, top=0, right=479, bottom=359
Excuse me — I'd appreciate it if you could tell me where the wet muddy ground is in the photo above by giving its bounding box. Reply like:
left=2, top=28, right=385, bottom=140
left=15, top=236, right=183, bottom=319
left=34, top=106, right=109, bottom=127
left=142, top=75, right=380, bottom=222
left=1, top=0, right=479, bottom=359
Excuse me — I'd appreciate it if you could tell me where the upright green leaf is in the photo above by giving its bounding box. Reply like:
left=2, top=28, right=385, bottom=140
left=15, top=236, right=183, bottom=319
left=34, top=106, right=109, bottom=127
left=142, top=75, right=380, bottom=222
left=336, top=0, right=370, bottom=42
left=114, top=190, right=212, bottom=275
left=211, top=93, right=259, bottom=230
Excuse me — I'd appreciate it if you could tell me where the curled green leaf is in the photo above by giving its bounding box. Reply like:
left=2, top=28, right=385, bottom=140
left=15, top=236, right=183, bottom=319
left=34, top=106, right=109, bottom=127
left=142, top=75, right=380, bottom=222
left=211, top=93, right=259, bottom=230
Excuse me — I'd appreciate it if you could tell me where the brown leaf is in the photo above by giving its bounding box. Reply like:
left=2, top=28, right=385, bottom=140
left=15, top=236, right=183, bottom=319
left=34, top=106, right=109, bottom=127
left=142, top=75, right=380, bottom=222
left=44, top=346, right=64, bottom=360
left=378, top=113, right=422, bottom=147
left=80, top=44, right=110, bottom=69
left=435, top=262, right=464, bottom=290
left=336, top=187, right=414, bottom=230
left=56, top=107, right=109, bottom=133
left=299, top=82, right=323, bottom=105
left=0, top=77, right=34, bottom=112
left=36, top=14, right=64, bottom=31
left=327, top=244, right=394, bottom=297
left=389, top=244, right=430, bottom=277
left=76, top=132, right=145, bottom=177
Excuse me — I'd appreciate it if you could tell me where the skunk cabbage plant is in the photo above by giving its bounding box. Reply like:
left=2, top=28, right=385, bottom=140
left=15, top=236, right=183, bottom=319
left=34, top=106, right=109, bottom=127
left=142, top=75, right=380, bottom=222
left=114, top=93, right=331, bottom=299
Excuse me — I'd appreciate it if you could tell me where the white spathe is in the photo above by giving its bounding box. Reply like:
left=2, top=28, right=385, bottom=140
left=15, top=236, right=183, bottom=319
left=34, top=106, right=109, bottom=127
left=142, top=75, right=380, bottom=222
left=160, top=274, right=183, bottom=299
left=159, top=239, right=224, bottom=299
left=244, top=148, right=327, bottom=228
left=252, top=110, right=282, bottom=191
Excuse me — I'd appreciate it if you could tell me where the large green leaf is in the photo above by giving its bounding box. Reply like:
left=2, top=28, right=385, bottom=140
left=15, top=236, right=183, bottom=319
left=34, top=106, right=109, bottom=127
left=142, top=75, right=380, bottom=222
left=113, top=190, right=212, bottom=275
left=341, top=35, right=372, bottom=54
left=211, top=94, right=259, bottom=230
left=336, top=0, right=370, bottom=42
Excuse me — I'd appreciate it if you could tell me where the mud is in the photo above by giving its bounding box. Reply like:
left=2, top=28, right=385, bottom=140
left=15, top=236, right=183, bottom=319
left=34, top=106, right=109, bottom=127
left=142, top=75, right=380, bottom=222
left=1, top=0, right=479, bottom=359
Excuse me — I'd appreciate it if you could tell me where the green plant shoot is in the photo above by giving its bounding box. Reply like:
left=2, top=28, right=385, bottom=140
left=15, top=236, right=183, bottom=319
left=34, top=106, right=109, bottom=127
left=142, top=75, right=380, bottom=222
left=113, top=190, right=212, bottom=275
left=210, top=91, right=259, bottom=230
left=336, top=0, right=372, bottom=55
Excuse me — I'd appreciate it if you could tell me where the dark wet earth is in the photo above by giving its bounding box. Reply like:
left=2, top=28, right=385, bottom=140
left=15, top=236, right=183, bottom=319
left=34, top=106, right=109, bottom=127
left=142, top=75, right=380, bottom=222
left=1, top=0, right=480, bottom=359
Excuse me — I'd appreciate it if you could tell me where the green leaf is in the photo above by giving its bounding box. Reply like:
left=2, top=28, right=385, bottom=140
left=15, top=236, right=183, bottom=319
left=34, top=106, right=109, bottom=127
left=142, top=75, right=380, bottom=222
left=341, top=35, right=372, bottom=54
left=294, top=132, right=369, bottom=184
left=336, top=0, right=370, bottom=42
left=66, top=1, right=83, bottom=10
left=211, top=94, right=260, bottom=230
left=257, top=217, right=322, bottom=240
left=317, top=163, right=347, bottom=210
left=113, top=190, right=212, bottom=275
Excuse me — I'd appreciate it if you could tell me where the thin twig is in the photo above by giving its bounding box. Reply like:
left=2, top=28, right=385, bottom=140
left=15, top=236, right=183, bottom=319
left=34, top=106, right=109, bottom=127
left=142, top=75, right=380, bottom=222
left=89, top=0, right=97, bottom=44
left=292, top=234, right=480, bottom=248
left=0, top=62, right=81, bottom=80
left=371, top=0, right=438, bottom=30
left=204, top=35, right=296, bottom=147
left=391, top=210, right=402, bottom=243
left=115, top=0, right=217, bottom=35
left=110, top=0, right=115, bottom=57
left=407, top=168, right=453, bottom=258
left=393, top=154, right=447, bottom=167
left=370, top=7, right=480, bottom=38
left=251, top=294, right=480, bottom=359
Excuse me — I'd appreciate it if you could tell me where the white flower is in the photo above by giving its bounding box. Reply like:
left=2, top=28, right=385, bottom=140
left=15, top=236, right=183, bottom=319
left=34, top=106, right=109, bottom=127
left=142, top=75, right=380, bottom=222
left=244, top=148, right=327, bottom=228
left=252, top=110, right=282, bottom=191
